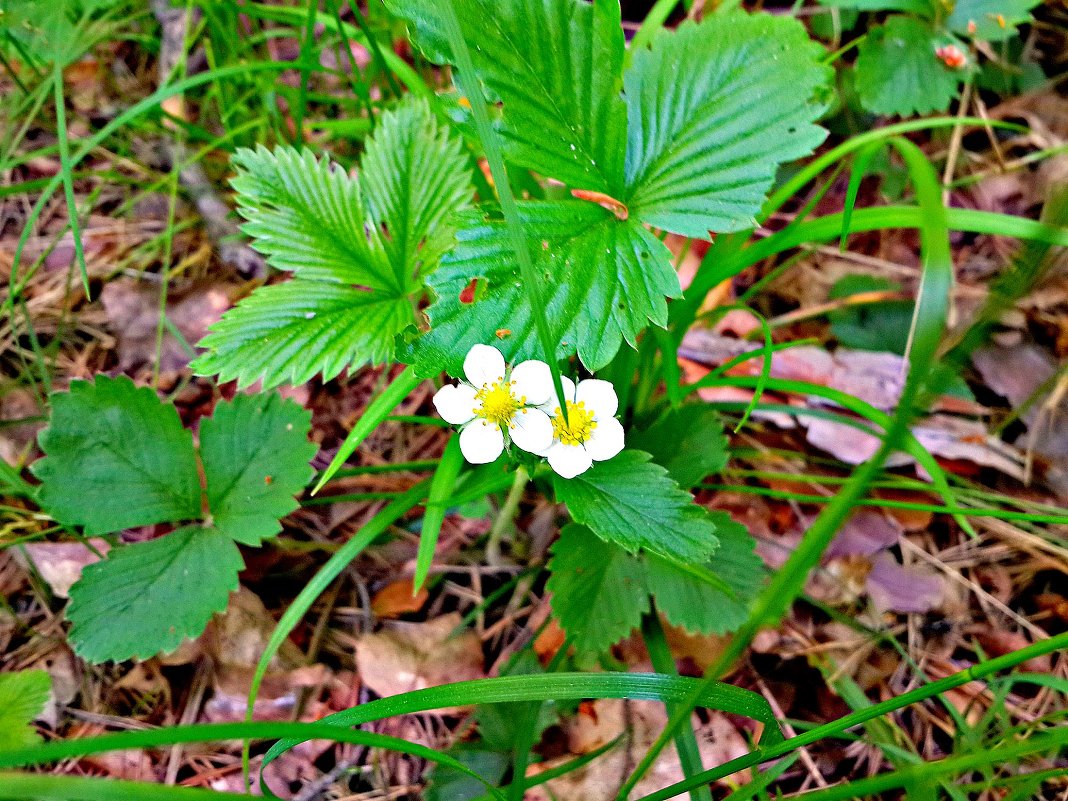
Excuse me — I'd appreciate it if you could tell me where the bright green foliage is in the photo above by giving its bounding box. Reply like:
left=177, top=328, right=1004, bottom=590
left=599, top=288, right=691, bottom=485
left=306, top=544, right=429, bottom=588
left=67, top=526, right=243, bottom=662
left=381, top=0, right=628, bottom=195
left=200, top=392, right=317, bottom=546
left=828, top=274, right=913, bottom=353
left=414, top=202, right=677, bottom=375
left=191, top=283, right=414, bottom=389
left=547, top=519, right=764, bottom=651
left=33, top=377, right=315, bottom=661
left=552, top=450, right=719, bottom=562
left=645, top=513, right=765, bottom=635
left=0, top=671, right=50, bottom=750
left=629, top=404, right=728, bottom=489
left=33, top=376, right=201, bottom=536
left=194, top=97, right=472, bottom=388
left=624, top=14, right=830, bottom=236
left=854, top=17, right=963, bottom=117
left=546, top=524, right=650, bottom=653
left=388, top=0, right=829, bottom=375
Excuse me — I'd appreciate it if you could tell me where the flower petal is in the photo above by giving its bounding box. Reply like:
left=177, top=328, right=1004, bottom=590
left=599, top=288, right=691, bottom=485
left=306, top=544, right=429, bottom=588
left=464, top=344, right=506, bottom=389
left=576, top=378, right=618, bottom=418
left=509, top=360, right=552, bottom=406
left=509, top=408, right=553, bottom=454
left=459, top=421, right=505, bottom=464
left=433, top=383, right=478, bottom=425
left=538, top=375, right=576, bottom=414
left=585, top=416, right=625, bottom=462
left=546, top=442, right=593, bottom=479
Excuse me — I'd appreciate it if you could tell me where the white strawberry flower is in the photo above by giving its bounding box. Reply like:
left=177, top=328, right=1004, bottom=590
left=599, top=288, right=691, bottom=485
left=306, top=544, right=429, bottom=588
left=433, top=344, right=555, bottom=464
left=537, top=377, right=624, bottom=479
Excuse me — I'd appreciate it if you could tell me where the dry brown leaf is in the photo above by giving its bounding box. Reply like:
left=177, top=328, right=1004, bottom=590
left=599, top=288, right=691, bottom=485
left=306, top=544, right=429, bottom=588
left=355, top=613, right=483, bottom=711
left=527, top=699, right=750, bottom=801
left=16, top=539, right=110, bottom=598
left=371, top=578, right=429, bottom=619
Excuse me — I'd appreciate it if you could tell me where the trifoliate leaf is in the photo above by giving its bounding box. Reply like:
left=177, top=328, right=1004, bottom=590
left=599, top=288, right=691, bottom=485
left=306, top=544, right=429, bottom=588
left=623, top=13, right=831, bottom=236
left=192, top=282, right=415, bottom=389
left=947, top=0, right=1041, bottom=42
left=412, top=201, right=678, bottom=376
left=646, top=513, right=765, bottom=635
left=67, top=525, right=242, bottom=662
left=854, top=16, right=963, bottom=116
left=360, top=96, right=476, bottom=282
left=546, top=524, right=648, bottom=654
left=0, top=671, right=50, bottom=750
left=196, top=97, right=471, bottom=388
left=383, top=0, right=628, bottom=195
left=229, top=145, right=392, bottom=288
left=828, top=274, right=913, bottom=354
left=629, top=404, right=728, bottom=489
left=553, top=450, right=719, bottom=562
left=200, top=392, right=316, bottom=546
left=33, top=376, right=201, bottom=536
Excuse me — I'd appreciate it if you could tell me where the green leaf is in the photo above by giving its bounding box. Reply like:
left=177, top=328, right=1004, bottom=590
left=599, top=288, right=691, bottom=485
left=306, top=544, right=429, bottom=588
left=646, top=512, right=765, bottom=635
left=360, top=95, right=476, bottom=283
left=67, top=525, right=243, bottom=662
left=32, top=376, right=201, bottom=536
left=629, top=404, right=728, bottom=489
left=947, top=0, right=1041, bottom=42
left=200, top=392, right=316, bottom=546
left=0, top=671, right=50, bottom=750
left=197, top=96, right=471, bottom=388
left=412, top=201, right=679, bottom=375
left=384, top=0, right=628, bottom=195
left=553, top=450, right=719, bottom=562
left=854, top=17, right=963, bottom=117
left=816, top=0, right=932, bottom=13
left=192, top=282, right=415, bottom=390
left=230, top=145, right=392, bottom=288
left=828, top=274, right=913, bottom=353
left=623, top=13, right=830, bottom=236
left=546, top=524, right=649, bottom=653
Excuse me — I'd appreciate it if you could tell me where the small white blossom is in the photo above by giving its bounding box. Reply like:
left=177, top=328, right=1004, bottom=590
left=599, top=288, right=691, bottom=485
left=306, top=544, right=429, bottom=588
left=433, top=344, right=554, bottom=464
left=536, top=377, right=624, bottom=479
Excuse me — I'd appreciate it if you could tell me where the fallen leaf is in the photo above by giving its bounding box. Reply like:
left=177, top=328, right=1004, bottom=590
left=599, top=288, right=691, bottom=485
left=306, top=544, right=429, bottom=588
left=371, top=578, right=429, bottom=619
left=355, top=613, right=483, bottom=711
left=16, top=540, right=110, bottom=598
left=867, top=553, right=944, bottom=613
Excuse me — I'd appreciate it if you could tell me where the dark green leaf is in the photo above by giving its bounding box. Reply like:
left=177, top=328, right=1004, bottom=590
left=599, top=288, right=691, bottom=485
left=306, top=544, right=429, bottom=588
left=623, top=13, right=830, bottom=235
left=33, top=376, right=201, bottom=536
left=553, top=451, right=719, bottom=562
left=0, top=671, right=50, bottom=750
left=67, top=525, right=242, bottom=662
left=854, top=17, right=963, bottom=116
left=629, top=404, right=728, bottom=489
left=828, top=274, right=913, bottom=353
left=192, top=282, right=414, bottom=390
left=200, top=392, right=315, bottom=546
left=646, top=513, right=765, bottom=635
left=412, top=201, right=678, bottom=376
left=546, top=524, right=648, bottom=653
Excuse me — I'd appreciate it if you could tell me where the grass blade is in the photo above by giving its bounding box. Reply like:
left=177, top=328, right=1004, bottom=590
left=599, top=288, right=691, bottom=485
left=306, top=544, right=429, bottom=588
left=414, top=435, right=464, bottom=591
left=51, top=64, right=89, bottom=297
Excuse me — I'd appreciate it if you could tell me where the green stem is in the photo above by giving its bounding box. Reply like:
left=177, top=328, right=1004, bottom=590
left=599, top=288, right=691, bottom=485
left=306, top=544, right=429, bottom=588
left=643, top=613, right=713, bottom=801
left=486, top=466, right=529, bottom=565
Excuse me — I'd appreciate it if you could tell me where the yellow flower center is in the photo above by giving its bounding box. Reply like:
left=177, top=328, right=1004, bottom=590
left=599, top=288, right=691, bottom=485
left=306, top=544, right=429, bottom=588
left=475, top=381, right=521, bottom=428
left=551, top=401, right=597, bottom=446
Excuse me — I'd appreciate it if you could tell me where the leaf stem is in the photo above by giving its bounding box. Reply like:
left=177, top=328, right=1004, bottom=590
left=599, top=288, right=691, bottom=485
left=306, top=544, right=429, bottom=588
left=486, top=466, right=529, bottom=565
